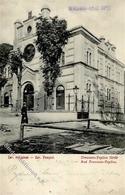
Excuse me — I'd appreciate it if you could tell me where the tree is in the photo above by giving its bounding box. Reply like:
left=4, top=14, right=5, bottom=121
left=0, top=43, right=13, bottom=89
left=0, top=43, right=13, bottom=72
left=9, top=48, right=23, bottom=114
left=36, top=16, right=70, bottom=107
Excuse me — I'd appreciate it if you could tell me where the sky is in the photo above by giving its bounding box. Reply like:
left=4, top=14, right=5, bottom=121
left=0, top=0, right=125, bottom=63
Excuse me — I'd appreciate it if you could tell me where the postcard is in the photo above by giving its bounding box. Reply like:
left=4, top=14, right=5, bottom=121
left=0, top=0, right=125, bottom=194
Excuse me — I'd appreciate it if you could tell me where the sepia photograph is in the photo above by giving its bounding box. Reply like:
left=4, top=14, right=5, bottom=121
left=0, top=0, right=125, bottom=155
left=1, top=1, right=125, bottom=195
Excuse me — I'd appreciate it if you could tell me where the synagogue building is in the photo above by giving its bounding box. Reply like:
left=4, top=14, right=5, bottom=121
left=0, top=6, right=124, bottom=119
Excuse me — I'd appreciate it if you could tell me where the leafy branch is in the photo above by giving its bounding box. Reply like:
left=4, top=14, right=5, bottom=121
left=36, top=16, right=70, bottom=96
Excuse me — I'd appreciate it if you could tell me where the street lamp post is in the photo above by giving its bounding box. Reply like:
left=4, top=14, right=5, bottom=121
left=73, top=85, right=79, bottom=112
left=81, top=95, right=84, bottom=112
left=87, top=87, right=92, bottom=129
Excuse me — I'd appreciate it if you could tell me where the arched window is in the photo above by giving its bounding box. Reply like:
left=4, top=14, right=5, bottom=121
left=86, top=49, right=92, bottom=66
left=87, top=51, right=89, bottom=64
left=107, top=88, right=111, bottom=101
left=23, top=83, right=34, bottom=111
left=89, top=53, right=92, bottom=65
left=56, top=85, right=65, bottom=109
left=4, top=93, right=9, bottom=107
left=61, top=52, right=65, bottom=65
left=86, top=82, right=91, bottom=91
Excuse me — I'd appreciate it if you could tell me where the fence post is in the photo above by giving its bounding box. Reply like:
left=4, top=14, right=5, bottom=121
left=20, top=124, right=24, bottom=141
left=87, top=119, right=90, bottom=129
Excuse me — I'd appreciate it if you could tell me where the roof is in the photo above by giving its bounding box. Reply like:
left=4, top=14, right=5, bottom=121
left=69, top=25, right=101, bottom=44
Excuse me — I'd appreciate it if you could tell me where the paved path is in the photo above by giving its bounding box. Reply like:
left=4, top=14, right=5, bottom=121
left=0, top=108, right=66, bottom=146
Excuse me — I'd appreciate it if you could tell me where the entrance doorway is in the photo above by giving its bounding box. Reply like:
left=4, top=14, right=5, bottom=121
left=56, top=85, right=65, bottom=109
left=4, top=93, right=9, bottom=107
left=23, top=83, right=34, bottom=111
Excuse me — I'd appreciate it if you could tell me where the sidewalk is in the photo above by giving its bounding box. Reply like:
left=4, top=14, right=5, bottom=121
left=0, top=108, right=125, bottom=147
left=41, top=121, right=125, bottom=135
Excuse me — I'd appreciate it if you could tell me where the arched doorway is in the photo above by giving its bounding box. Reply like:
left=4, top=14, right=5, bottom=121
left=4, top=93, right=9, bottom=107
left=56, top=85, right=65, bottom=109
left=23, top=83, right=34, bottom=111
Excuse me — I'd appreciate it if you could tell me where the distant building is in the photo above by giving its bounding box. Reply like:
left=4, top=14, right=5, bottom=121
left=0, top=64, right=13, bottom=107
left=0, top=6, right=125, bottom=119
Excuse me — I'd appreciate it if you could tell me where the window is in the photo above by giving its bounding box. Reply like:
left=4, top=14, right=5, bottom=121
left=106, top=66, right=108, bottom=77
left=106, top=88, right=108, bottom=100
left=107, top=88, right=111, bottom=101
left=86, top=50, right=92, bottom=66
left=111, top=87, right=114, bottom=101
left=23, top=83, right=34, bottom=111
left=98, top=57, right=103, bottom=74
left=59, top=52, right=65, bottom=66
left=56, top=85, right=65, bottom=109
left=108, top=67, right=111, bottom=78
left=23, top=44, right=35, bottom=62
left=99, top=89, right=102, bottom=100
left=106, top=65, right=111, bottom=78
left=61, top=52, right=65, bottom=65
left=27, top=26, right=32, bottom=33
left=89, top=53, right=92, bottom=65
left=4, top=93, right=9, bottom=107
left=86, top=82, right=91, bottom=91
left=87, top=51, right=89, bottom=64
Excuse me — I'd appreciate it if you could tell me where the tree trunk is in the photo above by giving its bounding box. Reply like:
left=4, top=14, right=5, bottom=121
left=47, top=95, right=52, bottom=110
left=47, top=96, right=50, bottom=110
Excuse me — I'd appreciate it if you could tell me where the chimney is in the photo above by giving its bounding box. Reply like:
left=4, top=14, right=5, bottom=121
left=99, top=36, right=106, bottom=50
left=111, top=44, right=116, bottom=56
left=14, top=20, right=23, bottom=28
left=105, top=40, right=112, bottom=51
left=111, top=45, right=116, bottom=52
left=28, top=11, right=32, bottom=19
left=100, top=36, right=105, bottom=42
left=105, top=40, right=110, bottom=46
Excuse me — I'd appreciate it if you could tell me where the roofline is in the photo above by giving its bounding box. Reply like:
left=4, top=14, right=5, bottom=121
left=61, top=61, right=98, bottom=71
left=69, top=25, right=101, bottom=44
left=98, top=47, right=125, bottom=68
left=23, top=15, right=37, bottom=23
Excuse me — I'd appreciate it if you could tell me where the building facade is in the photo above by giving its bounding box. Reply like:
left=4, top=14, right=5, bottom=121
left=1, top=7, right=125, bottom=119
left=0, top=64, right=13, bottom=107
